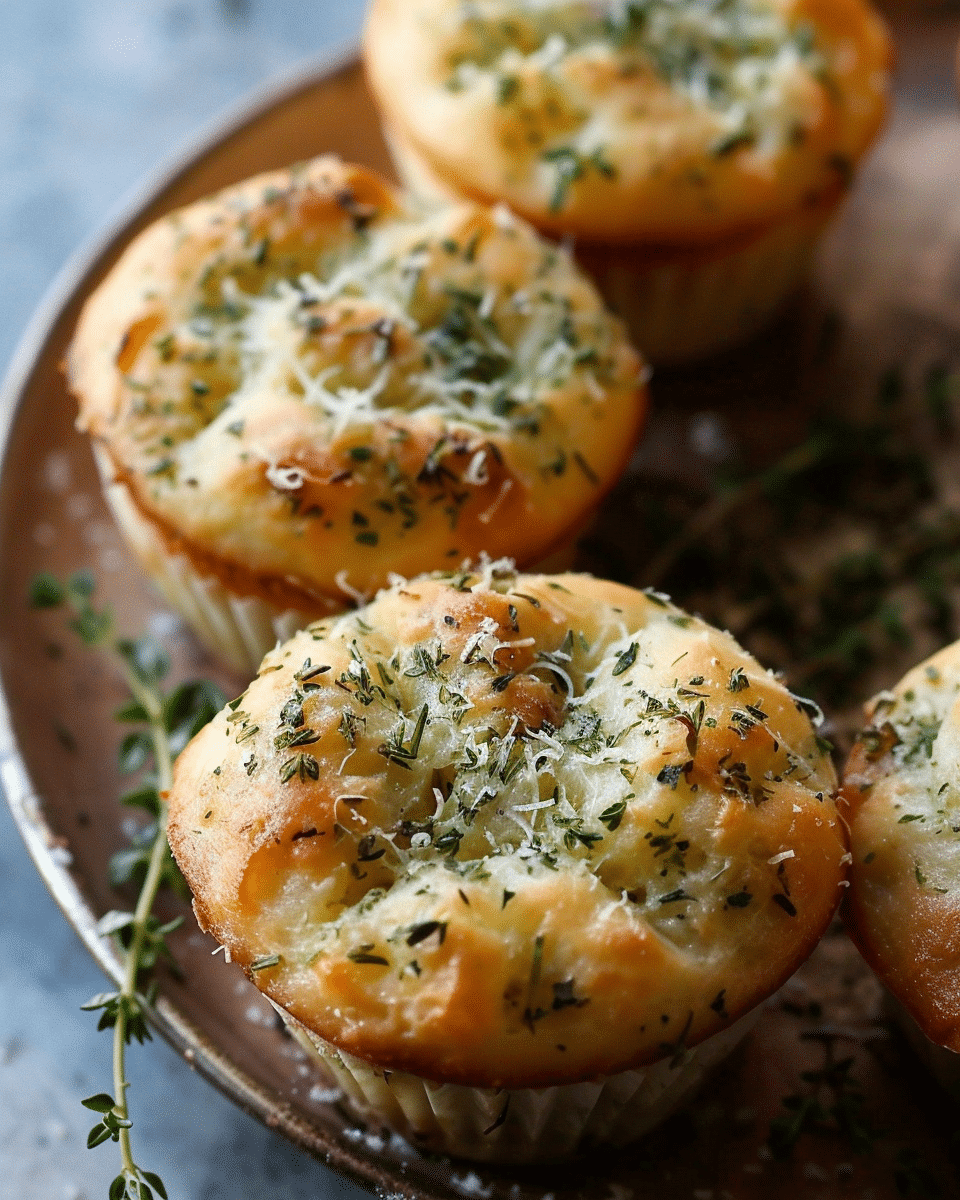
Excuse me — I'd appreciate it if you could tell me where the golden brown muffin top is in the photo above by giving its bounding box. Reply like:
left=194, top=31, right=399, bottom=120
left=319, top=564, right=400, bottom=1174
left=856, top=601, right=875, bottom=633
left=168, top=566, right=845, bottom=1088
left=70, top=159, right=646, bottom=613
left=365, top=0, right=892, bottom=243
left=842, top=641, right=960, bottom=1053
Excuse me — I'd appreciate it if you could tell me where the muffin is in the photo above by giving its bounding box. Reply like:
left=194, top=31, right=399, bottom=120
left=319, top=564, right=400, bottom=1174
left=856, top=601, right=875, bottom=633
left=364, top=0, right=892, bottom=363
left=167, top=564, right=847, bottom=1161
left=69, top=158, right=647, bottom=675
left=842, top=641, right=960, bottom=1090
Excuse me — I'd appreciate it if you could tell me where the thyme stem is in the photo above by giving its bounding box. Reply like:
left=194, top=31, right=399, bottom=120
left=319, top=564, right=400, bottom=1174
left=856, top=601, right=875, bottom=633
left=113, top=657, right=173, bottom=1181
left=31, top=570, right=222, bottom=1200
left=643, top=440, right=822, bottom=587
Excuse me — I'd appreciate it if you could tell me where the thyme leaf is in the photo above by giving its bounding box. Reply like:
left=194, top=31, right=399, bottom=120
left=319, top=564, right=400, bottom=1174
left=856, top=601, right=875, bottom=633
left=31, top=574, right=222, bottom=1200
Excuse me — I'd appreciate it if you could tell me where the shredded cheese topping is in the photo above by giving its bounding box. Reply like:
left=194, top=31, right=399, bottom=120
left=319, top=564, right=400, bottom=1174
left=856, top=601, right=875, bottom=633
left=187, top=565, right=837, bottom=952
left=168, top=567, right=847, bottom=1083
left=130, top=200, right=630, bottom=484
left=73, top=161, right=646, bottom=603
left=443, top=0, right=823, bottom=162
left=851, top=660, right=960, bottom=894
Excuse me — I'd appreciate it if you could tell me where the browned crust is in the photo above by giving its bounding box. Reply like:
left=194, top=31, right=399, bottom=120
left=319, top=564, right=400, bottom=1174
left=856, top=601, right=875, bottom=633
left=842, top=738, right=960, bottom=1054
left=92, top=374, right=645, bottom=609
left=71, top=157, right=648, bottom=613
left=97, top=446, right=338, bottom=613
left=168, top=571, right=846, bottom=1088
left=371, top=103, right=851, bottom=252
left=363, top=0, right=892, bottom=245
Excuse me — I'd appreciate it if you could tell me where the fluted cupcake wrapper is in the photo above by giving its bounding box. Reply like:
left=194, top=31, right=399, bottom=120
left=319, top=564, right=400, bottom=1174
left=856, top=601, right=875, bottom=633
left=385, top=121, right=842, bottom=366
left=576, top=198, right=841, bottom=366
left=278, top=1006, right=759, bottom=1163
left=92, top=445, right=320, bottom=676
left=886, top=993, right=960, bottom=1100
left=91, top=443, right=590, bottom=676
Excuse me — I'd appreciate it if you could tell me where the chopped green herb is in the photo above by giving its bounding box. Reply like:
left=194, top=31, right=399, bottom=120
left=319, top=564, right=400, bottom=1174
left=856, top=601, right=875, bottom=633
left=612, top=642, right=639, bottom=677
left=250, top=954, right=281, bottom=972
left=348, top=947, right=389, bottom=966
left=599, top=798, right=628, bottom=831
left=406, top=921, right=447, bottom=947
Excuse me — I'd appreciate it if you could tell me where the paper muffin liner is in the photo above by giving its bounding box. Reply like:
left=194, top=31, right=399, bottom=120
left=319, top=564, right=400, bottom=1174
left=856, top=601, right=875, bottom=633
left=278, top=1005, right=759, bottom=1163
left=91, top=446, right=323, bottom=676
left=91, top=440, right=594, bottom=675
left=575, top=197, right=842, bottom=366
left=384, top=121, right=842, bottom=366
left=887, top=994, right=960, bottom=1100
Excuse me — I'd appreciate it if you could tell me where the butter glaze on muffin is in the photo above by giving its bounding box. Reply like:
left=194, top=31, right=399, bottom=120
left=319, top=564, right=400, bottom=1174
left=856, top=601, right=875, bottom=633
left=168, top=565, right=845, bottom=1142
left=842, top=642, right=960, bottom=1064
left=70, top=159, right=646, bottom=671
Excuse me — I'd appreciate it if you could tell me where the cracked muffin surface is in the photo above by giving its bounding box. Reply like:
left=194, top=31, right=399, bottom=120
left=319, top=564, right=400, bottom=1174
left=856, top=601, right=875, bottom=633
left=364, top=0, right=891, bottom=243
left=168, top=565, right=845, bottom=1089
left=70, top=158, right=646, bottom=616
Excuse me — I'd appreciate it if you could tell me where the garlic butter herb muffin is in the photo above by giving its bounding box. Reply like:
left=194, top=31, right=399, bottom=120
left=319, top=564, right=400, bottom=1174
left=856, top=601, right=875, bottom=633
left=70, top=159, right=646, bottom=674
left=365, top=0, right=891, bottom=361
left=168, top=565, right=846, bottom=1160
left=843, top=642, right=960, bottom=1082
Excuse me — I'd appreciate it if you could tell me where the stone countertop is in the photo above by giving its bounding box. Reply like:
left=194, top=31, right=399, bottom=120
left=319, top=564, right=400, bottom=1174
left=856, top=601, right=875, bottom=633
left=0, top=4, right=372, bottom=1197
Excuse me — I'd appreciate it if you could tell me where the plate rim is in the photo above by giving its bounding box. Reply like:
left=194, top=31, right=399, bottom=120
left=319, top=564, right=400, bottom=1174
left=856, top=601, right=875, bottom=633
left=0, top=40, right=435, bottom=1198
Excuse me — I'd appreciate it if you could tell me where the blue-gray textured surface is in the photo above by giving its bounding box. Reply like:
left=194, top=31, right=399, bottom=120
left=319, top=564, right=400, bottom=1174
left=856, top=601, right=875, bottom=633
left=0, top=3, right=372, bottom=1197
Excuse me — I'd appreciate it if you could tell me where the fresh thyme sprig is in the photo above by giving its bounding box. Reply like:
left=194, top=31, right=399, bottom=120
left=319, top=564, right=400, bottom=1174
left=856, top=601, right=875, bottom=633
left=30, top=570, right=223, bottom=1200
left=580, top=361, right=960, bottom=737
left=767, top=1037, right=878, bottom=1160
left=765, top=1005, right=945, bottom=1196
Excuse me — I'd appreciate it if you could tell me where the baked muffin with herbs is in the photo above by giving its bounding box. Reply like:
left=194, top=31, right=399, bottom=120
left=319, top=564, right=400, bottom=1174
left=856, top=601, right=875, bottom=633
left=167, top=564, right=846, bottom=1161
left=69, top=158, right=647, bottom=676
left=842, top=641, right=960, bottom=1090
left=364, top=0, right=892, bottom=363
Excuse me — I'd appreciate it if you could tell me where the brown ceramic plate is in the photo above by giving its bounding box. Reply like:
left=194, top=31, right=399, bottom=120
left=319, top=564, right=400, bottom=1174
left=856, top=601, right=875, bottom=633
left=3, top=15, right=960, bottom=1199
